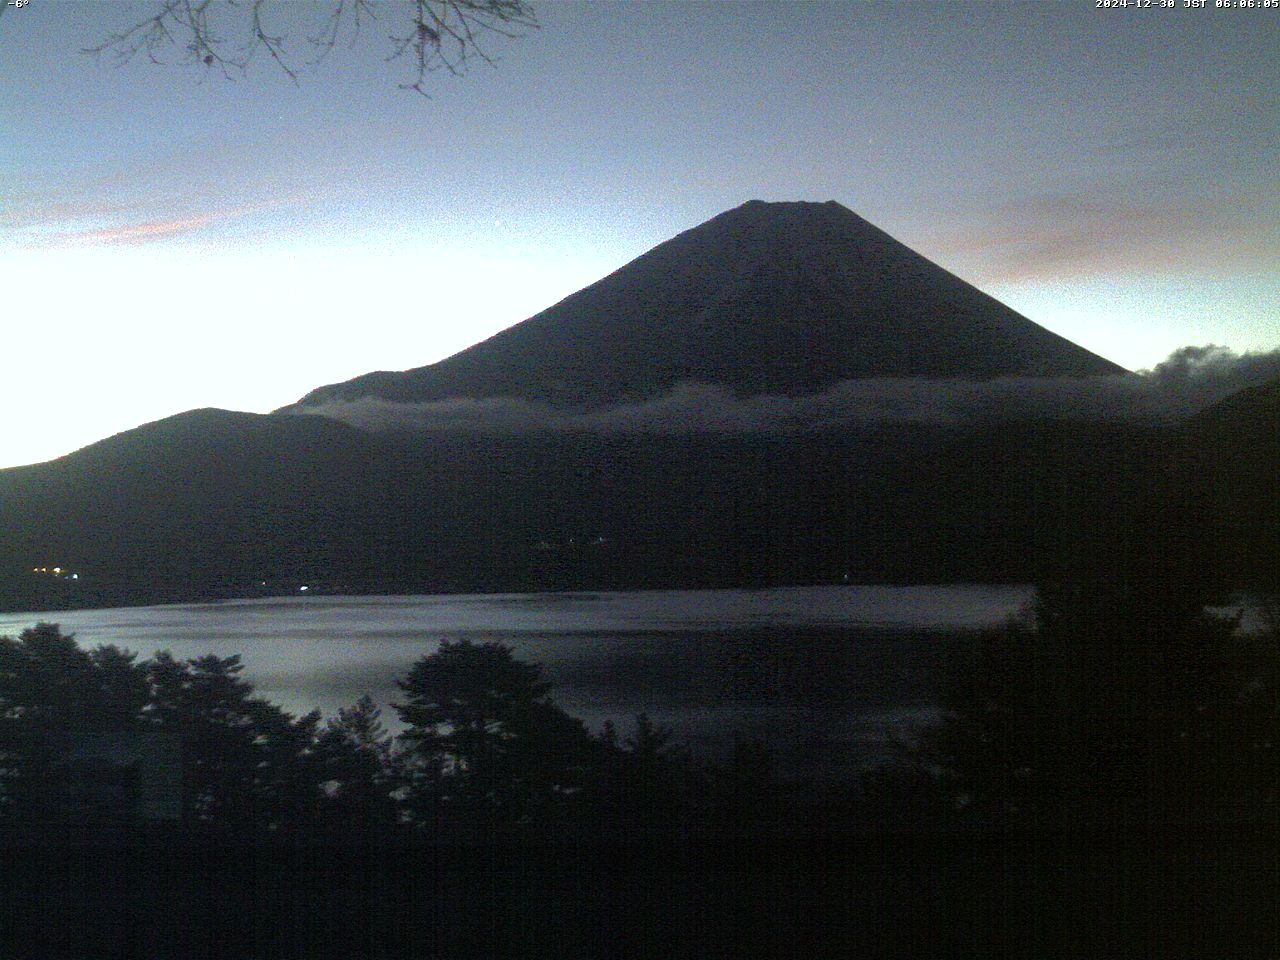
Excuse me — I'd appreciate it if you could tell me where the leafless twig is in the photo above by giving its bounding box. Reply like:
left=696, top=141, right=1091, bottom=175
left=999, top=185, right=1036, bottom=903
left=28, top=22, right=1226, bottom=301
left=83, top=0, right=537, bottom=94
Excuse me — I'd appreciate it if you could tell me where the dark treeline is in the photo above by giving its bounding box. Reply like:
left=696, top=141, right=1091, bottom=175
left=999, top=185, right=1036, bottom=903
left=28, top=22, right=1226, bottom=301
left=2, top=592, right=1278, bottom=959
left=3, top=595, right=1277, bottom=843
left=0, top=627, right=798, bottom=842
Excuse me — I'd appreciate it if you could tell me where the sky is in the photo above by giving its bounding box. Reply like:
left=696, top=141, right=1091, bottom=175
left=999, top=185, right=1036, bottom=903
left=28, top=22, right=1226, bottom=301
left=1, top=0, right=1277, bottom=468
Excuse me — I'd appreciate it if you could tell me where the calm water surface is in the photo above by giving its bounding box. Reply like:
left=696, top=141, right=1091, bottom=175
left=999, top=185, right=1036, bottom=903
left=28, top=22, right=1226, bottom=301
left=0, top=585, right=1034, bottom=775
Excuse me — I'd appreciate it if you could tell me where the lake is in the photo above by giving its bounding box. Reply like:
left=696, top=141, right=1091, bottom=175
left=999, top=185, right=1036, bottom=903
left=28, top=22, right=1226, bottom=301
left=0, top=585, right=1035, bottom=778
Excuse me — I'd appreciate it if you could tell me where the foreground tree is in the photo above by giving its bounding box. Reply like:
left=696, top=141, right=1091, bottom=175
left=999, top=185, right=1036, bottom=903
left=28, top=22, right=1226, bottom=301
left=0, top=624, right=151, bottom=821
left=0, top=626, right=410, bottom=835
left=146, top=651, right=326, bottom=831
left=394, top=640, right=597, bottom=827
left=909, top=580, right=1277, bottom=830
left=313, top=693, right=401, bottom=832
left=85, top=0, right=537, bottom=95
left=887, top=445, right=1280, bottom=831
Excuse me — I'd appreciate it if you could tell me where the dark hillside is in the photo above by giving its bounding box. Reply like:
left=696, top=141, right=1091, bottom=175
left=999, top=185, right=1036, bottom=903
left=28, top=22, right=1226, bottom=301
left=0, top=411, right=1169, bottom=611
left=0, top=410, right=394, bottom=609
left=1181, top=376, right=1280, bottom=589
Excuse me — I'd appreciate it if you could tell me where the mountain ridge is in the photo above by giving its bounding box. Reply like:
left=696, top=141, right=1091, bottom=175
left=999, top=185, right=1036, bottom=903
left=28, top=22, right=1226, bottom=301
left=286, top=200, right=1124, bottom=412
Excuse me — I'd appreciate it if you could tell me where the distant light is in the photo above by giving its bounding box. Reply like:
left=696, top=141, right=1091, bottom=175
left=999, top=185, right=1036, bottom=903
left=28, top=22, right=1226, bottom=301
left=71, top=573, right=79, bottom=580
left=52, top=567, right=61, bottom=574
left=299, top=585, right=309, bottom=592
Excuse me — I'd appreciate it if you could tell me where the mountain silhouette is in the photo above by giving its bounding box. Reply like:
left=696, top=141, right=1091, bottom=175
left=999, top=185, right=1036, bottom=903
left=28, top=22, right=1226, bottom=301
left=288, top=200, right=1122, bottom=411
left=14, top=204, right=1271, bottom=614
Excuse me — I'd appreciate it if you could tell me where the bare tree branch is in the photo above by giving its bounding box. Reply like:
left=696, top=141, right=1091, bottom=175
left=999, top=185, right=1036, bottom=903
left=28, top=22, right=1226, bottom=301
left=306, top=0, right=379, bottom=66
left=83, top=0, right=537, bottom=94
left=248, top=0, right=298, bottom=82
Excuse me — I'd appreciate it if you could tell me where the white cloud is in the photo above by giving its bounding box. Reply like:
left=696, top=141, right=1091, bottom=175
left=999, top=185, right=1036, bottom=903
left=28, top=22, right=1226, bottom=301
left=295, top=346, right=1280, bottom=437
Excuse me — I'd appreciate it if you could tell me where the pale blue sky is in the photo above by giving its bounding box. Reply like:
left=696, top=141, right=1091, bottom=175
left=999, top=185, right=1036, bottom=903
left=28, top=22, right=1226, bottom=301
left=2, top=1, right=1277, bottom=466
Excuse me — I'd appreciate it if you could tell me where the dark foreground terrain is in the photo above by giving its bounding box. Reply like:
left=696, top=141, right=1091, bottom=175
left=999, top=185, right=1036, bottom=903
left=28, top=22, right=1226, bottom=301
left=4, top=830, right=1277, bottom=959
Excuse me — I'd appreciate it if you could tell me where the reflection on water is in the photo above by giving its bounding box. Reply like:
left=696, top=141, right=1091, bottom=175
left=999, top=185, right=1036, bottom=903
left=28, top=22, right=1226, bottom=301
left=0, top=585, right=1033, bottom=776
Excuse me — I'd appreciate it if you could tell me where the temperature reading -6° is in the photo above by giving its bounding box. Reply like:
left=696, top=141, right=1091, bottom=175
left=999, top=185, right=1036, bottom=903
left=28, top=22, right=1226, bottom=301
left=7, top=0, right=30, bottom=8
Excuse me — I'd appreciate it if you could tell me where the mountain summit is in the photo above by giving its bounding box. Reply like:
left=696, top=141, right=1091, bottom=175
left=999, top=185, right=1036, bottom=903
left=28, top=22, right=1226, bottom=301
left=291, top=200, right=1124, bottom=410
